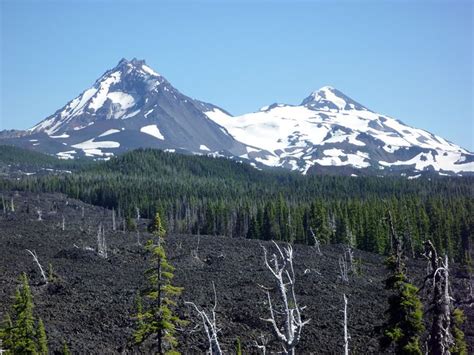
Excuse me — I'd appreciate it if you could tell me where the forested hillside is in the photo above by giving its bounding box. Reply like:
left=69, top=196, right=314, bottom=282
left=1, top=147, right=472, bottom=263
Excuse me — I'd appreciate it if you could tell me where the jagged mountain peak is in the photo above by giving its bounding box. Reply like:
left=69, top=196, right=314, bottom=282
left=113, top=57, right=161, bottom=77
left=301, top=86, right=368, bottom=111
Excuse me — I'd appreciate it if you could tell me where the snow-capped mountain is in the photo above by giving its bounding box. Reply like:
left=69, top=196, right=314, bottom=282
left=205, top=86, right=474, bottom=176
left=1, top=59, right=473, bottom=176
left=2, top=58, right=247, bottom=159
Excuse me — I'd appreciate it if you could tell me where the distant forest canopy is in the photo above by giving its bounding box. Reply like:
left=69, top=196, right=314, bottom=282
left=1, top=146, right=473, bottom=263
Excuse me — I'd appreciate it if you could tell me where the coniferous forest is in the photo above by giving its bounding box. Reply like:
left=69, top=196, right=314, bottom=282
left=1, top=147, right=472, bottom=264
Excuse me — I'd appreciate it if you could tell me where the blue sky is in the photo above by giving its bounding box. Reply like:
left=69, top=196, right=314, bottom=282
left=1, top=0, right=473, bottom=150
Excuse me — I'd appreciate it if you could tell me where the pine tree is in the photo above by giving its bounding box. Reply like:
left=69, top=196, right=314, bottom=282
left=0, top=313, right=13, bottom=350
left=450, top=308, right=467, bottom=355
left=134, top=212, right=184, bottom=354
left=381, top=213, right=424, bottom=354
left=37, top=319, right=48, bottom=355
left=62, top=341, right=71, bottom=355
left=0, top=273, right=48, bottom=354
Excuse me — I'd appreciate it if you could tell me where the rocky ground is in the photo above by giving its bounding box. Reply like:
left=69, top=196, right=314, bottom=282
left=0, top=191, right=472, bottom=354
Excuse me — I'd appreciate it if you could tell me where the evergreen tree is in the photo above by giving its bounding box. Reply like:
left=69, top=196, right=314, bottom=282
left=0, top=313, right=13, bottom=350
left=0, top=273, right=48, bottom=354
left=450, top=308, right=467, bottom=355
left=134, top=212, right=184, bottom=354
left=37, top=319, right=48, bottom=355
left=381, top=213, right=424, bottom=354
left=247, top=215, right=260, bottom=239
left=62, top=341, right=71, bottom=355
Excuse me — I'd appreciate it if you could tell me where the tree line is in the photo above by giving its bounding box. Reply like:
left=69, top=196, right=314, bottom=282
left=0, top=148, right=472, bottom=263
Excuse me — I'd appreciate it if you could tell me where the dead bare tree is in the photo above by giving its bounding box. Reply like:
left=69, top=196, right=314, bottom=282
left=36, top=209, right=42, bottom=221
left=97, top=223, right=107, bottom=258
left=136, top=207, right=141, bottom=246
left=422, top=240, right=454, bottom=355
left=1, top=195, right=6, bottom=214
left=25, top=249, right=47, bottom=284
left=254, top=334, right=269, bottom=355
left=191, top=235, right=201, bottom=260
left=339, top=253, right=349, bottom=283
left=343, top=294, right=350, bottom=355
left=10, top=197, right=14, bottom=212
left=185, top=282, right=222, bottom=354
left=346, top=228, right=356, bottom=273
left=309, top=227, right=322, bottom=255
left=112, top=208, right=116, bottom=231
left=61, top=215, right=65, bottom=231
left=260, top=242, right=309, bottom=355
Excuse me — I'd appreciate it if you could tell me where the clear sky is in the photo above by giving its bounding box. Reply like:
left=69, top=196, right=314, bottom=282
left=1, top=0, right=473, bottom=150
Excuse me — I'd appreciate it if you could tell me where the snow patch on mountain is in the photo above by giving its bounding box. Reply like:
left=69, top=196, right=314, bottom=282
left=141, top=64, right=161, bottom=77
left=50, top=133, right=70, bottom=139
left=140, top=124, right=164, bottom=140
left=98, top=129, right=120, bottom=137
left=71, top=138, right=119, bottom=157
left=89, top=71, right=122, bottom=111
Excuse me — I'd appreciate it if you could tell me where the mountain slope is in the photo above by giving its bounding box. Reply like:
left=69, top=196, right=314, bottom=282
left=204, top=86, right=474, bottom=176
left=1, top=59, right=472, bottom=176
left=2, top=58, right=247, bottom=159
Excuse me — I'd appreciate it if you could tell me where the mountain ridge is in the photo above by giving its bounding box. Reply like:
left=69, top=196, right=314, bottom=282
left=1, top=58, right=472, bottom=177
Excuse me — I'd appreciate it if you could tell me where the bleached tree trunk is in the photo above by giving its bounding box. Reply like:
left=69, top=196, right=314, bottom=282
left=309, top=227, right=322, bottom=255
left=1, top=195, right=6, bottom=214
left=36, top=209, right=42, bottom=221
left=191, top=235, right=201, bottom=260
left=97, top=223, right=107, bottom=258
left=136, top=207, right=141, bottom=246
left=10, top=197, right=14, bottom=212
left=339, top=254, right=349, bottom=283
left=185, top=282, right=223, bottom=355
left=62, top=215, right=65, bottom=231
left=112, top=208, right=116, bottom=231
left=254, top=334, right=269, bottom=355
left=423, top=240, right=454, bottom=355
left=343, top=294, right=349, bottom=355
left=261, top=242, right=310, bottom=355
left=26, top=249, right=47, bottom=284
left=346, top=228, right=356, bottom=273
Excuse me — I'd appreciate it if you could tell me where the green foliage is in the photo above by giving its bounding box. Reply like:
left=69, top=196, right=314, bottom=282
left=450, top=308, right=468, bottom=355
left=0, top=273, right=48, bottom=354
left=37, top=319, right=48, bottom=355
left=235, top=337, right=242, bottom=355
left=381, top=250, right=425, bottom=355
left=133, top=213, right=184, bottom=354
left=0, top=313, right=13, bottom=350
left=0, top=144, right=90, bottom=170
left=62, top=341, right=71, bottom=355
left=47, top=263, right=55, bottom=283
left=126, top=216, right=137, bottom=232
left=1, top=148, right=473, bottom=261
left=151, top=212, right=166, bottom=240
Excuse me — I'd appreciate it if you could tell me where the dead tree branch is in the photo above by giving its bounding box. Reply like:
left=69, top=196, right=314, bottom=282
left=185, top=282, right=222, bottom=354
left=25, top=249, right=47, bottom=284
left=260, top=242, right=309, bottom=355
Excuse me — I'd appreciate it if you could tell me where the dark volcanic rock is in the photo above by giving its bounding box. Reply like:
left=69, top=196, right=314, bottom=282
left=0, top=191, right=472, bottom=353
